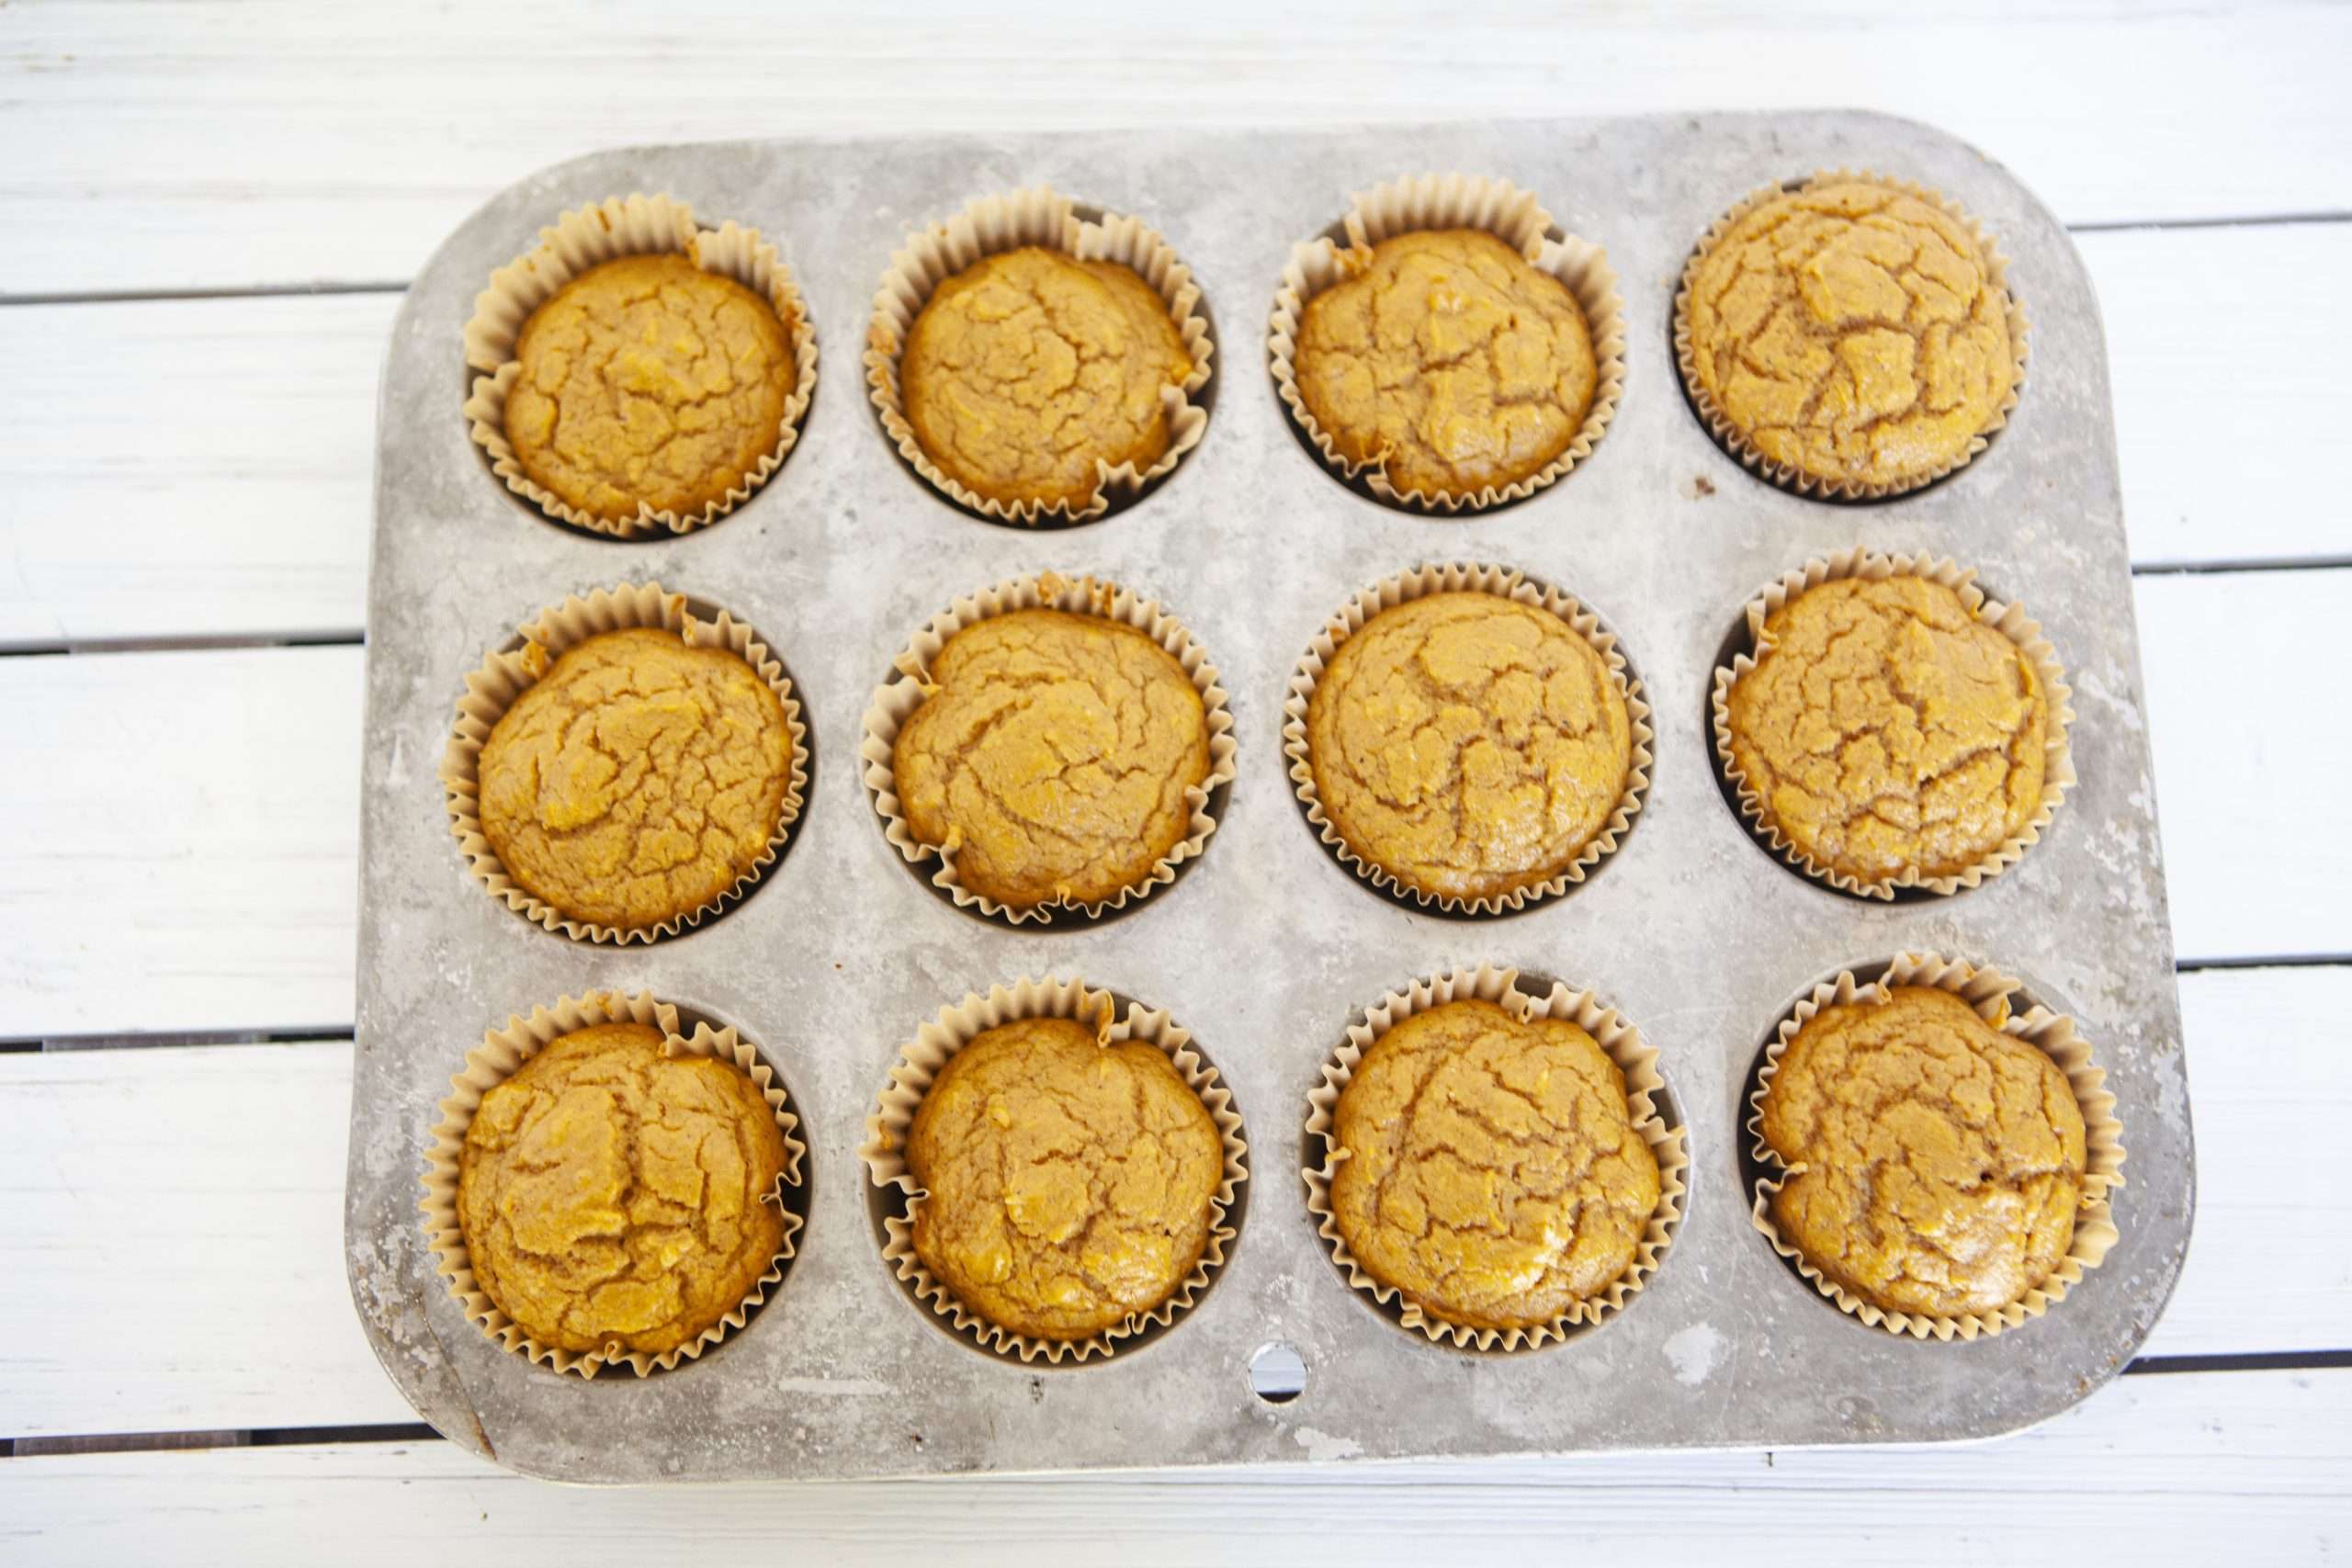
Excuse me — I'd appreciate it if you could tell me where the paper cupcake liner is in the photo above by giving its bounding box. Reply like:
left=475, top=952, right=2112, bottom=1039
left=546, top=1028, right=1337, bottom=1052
left=863, top=186, right=1216, bottom=526
left=1267, top=174, right=1626, bottom=514
left=1745, top=953, right=2126, bottom=1342
left=419, top=989, right=808, bottom=1379
left=1302, top=963, right=1687, bottom=1352
left=1672, top=170, right=2030, bottom=502
left=857, top=976, right=1249, bottom=1366
left=1710, top=547, right=2074, bottom=899
left=1283, top=561, right=1652, bottom=915
left=440, top=581, right=809, bottom=944
left=859, top=571, right=1237, bottom=926
left=461, top=193, right=819, bottom=538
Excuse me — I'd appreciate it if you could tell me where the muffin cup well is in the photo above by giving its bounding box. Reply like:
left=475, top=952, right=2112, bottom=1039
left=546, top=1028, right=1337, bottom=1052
left=857, top=976, right=1248, bottom=1366
left=859, top=571, right=1237, bottom=926
left=440, top=581, right=809, bottom=944
left=1710, top=547, right=2074, bottom=900
left=863, top=186, right=1216, bottom=526
left=1283, top=561, right=1652, bottom=915
left=1746, top=953, right=2125, bottom=1342
left=418, top=988, right=808, bottom=1379
left=461, top=193, right=819, bottom=538
left=1672, top=171, right=2030, bottom=502
left=1303, top=963, right=1687, bottom=1352
left=1267, top=173, right=1626, bottom=514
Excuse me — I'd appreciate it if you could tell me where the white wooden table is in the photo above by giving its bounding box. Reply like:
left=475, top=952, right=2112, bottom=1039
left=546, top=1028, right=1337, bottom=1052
left=3, top=2, right=2347, bottom=1561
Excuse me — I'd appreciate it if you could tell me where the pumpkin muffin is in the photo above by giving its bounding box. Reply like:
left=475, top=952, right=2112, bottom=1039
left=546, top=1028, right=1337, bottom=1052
left=1294, top=229, right=1598, bottom=500
left=477, top=626, right=794, bottom=932
left=1722, top=574, right=2047, bottom=887
left=891, top=608, right=1210, bottom=910
left=1306, top=592, right=1632, bottom=902
left=457, top=1021, right=789, bottom=1358
left=905, top=1017, right=1225, bottom=1341
left=899, top=246, right=1193, bottom=511
left=1757, top=986, right=2088, bottom=1320
left=504, top=253, right=797, bottom=523
left=1328, top=998, right=1661, bottom=1333
left=1679, top=178, right=2018, bottom=493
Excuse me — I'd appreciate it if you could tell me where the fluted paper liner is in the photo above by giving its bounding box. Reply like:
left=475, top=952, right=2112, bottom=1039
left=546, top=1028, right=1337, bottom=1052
left=419, top=989, right=808, bottom=1378
left=864, top=186, right=1215, bottom=525
left=441, top=581, right=809, bottom=943
left=1284, top=562, right=1651, bottom=914
left=1268, top=174, right=1625, bottom=514
left=1672, top=171, right=2030, bottom=501
left=860, top=571, right=1236, bottom=925
left=462, top=193, right=819, bottom=537
left=1746, top=953, right=2125, bottom=1342
left=857, top=976, right=1249, bottom=1365
left=1711, top=547, right=2073, bottom=899
left=1303, top=964, right=1687, bottom=1352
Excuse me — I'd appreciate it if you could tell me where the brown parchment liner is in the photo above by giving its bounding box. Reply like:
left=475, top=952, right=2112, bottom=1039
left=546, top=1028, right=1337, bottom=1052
left=1303, top=964, right=1687, bottom=1352
left=1672, top=170, right=2030, bottom=501
left=419, top=989, right=808, bottom=1378
left=1267, top=174, right=1626, bottom=514
left=440, top=581, right=809, bottom=944
left=863, top=186, right=1216, bottom=525
left=1746, top=953, right=2126, bottom=1342
left=1283, top=561, right=1651, bottom=915
left=1711, top=547, right=2074, bottom=899
left=859, top=571, right=1237, bottom=926
left=857, top=976, right=1249, bottom=1365
left=461, top=193, right=819, bottom=538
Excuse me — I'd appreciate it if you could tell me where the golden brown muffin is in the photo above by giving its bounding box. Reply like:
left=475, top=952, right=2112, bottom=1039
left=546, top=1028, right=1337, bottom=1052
left=504, top=253, right=795, bottom=523
left=1723, top=574, right=2046, bottom=887
left=1294, top=229, right=1597, bottom=500
left=457, top=1022, right=788, bottom=1357
left=891, top=608, right=1209, bottom=909
left=1329, top=999, right=1659, bottom=1333
left=478, top=626, right=793, bottom=932
left=1679, top=179, right=2017, bottom=492
left=905, top=1017, right=1224, bottom=1341
left=899, top=246, right=1193, bottom=511
left=1758, top=986, right=2087, bottom=1320
left=1306, top=592, right=1631, bottom=902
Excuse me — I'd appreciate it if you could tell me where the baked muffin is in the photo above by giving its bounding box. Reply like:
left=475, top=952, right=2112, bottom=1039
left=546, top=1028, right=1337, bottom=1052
left=899, top=247, right=1193, bottom=511
left=1757, top=986, right=2088, bottom=1319
left=1328, top=998, right=1660, bottom=1333
left=457, top=1021, right=788, bottom=1357
left=1294, top=229, right=1597, bottom=500
left=1306, top=591, right=1631, bottom=902
left=905, top=1017, right=1224, bottom=1341
left=1723, top=574, right=2046, bottom=887
left=1679, top=178, right=2018, bottom=493
left=504, top=253, right=797, bottom=522
left=477, top=626, right=794, bottom=932
left=891, top=608, right=1210, bottom=910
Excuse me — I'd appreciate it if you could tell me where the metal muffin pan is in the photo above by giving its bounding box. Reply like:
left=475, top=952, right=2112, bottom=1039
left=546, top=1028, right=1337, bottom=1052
left=346, top=111, right=2194, bottom=1483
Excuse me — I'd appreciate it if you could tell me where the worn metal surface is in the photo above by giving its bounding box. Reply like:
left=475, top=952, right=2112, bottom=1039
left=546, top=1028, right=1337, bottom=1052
left=347, top=112, right=2194, bottom=1483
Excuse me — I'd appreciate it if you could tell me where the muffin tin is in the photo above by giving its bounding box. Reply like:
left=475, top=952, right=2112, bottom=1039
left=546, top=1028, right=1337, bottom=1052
left=346, top=111, right=2195, bottom=1483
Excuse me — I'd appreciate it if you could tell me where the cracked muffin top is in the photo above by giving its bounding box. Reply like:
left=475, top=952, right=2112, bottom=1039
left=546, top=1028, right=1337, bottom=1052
left=1758, top=986, right=2087, bottom=1320
left=458, top=1021, right=789, bottom=1357
left=905, top=1017, right=1224, bottom=1342
left=1723, top=573, right=2046, bottom=887
left=899, top=246, right=1193, bottom=512
left=890, top=607, right=1209, bottom=910
left=1329, top=998, right=1659, bottom=1333
left=1294, top=229, right=1597, bottom=500
left=503, top=253, right=797, bottom=523
left=478, top=626, right=794, bottom=932
left=1680, top=178, right=2017, bottom=492
left=1306, top=592, right=1631, bottom=903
